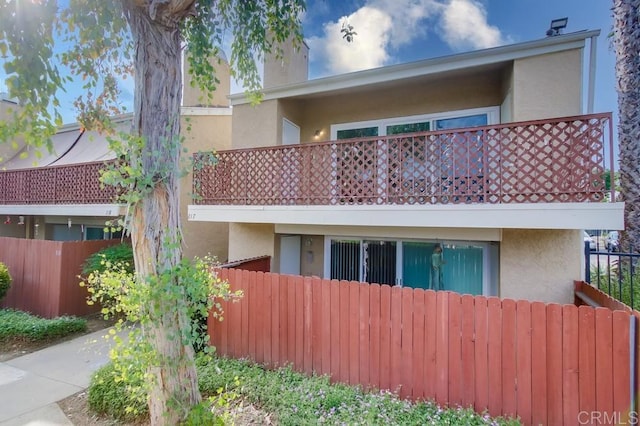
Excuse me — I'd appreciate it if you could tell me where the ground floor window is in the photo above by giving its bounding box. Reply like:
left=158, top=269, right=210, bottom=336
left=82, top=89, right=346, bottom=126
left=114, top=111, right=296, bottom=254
left=325, top=237, right=497, bottom=296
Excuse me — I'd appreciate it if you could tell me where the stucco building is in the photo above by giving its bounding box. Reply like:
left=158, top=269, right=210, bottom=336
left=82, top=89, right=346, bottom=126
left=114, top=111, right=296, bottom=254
left=189, top=29, right=623, bottom=304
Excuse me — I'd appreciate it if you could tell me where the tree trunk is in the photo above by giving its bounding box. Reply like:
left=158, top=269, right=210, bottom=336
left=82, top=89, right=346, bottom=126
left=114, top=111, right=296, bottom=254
left=613, top=0, right=640, bottom=251
left=122, top=2, right=200, bottom=425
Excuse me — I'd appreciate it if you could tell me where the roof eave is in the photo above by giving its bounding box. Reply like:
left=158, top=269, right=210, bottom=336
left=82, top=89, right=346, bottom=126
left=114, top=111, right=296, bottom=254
left=230, top=29, right=600, bottom=105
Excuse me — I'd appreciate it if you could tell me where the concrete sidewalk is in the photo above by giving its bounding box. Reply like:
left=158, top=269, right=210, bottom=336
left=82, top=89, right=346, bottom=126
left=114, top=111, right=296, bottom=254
left=0, top=328, right=117, bottom=425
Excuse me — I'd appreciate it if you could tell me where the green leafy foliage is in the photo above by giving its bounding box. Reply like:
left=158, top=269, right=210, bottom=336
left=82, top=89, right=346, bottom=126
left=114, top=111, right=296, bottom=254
left=196, top=357, right=521, bottom=425
left=0, top=309, right=86, bottom=341
left=0, top=262, right=11, bottom=301
left=2, top=0, right=304, bottom=421
left=88, top=361, right=148, bottom=422
left=82, top=256, right=240, bottom=416
left=590, top=262, right=640, bottom=310
left=81, top=243, right=134, bottom=276
left=182, top=400, right=225, bottom=426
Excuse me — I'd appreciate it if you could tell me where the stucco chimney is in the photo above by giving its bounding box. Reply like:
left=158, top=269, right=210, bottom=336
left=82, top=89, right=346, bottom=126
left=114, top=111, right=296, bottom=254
left=263, top=37, right=309, bottom=89
left=182, top=52, right=231, bottom=108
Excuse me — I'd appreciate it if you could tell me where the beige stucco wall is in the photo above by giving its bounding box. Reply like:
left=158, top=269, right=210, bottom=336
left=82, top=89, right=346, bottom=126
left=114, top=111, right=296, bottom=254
left=228, top=223, right=275, bottom=264
left=500, top=228, right=582, bottom=304
left=511, top=49, right=582, bottom=121
left=295, top=72, right=503, bottom=143
left=183, top=56, right=230, bottom=108
left=181, top=114, right=232, bottom=261
left=231, top=100, right=280, bottom=149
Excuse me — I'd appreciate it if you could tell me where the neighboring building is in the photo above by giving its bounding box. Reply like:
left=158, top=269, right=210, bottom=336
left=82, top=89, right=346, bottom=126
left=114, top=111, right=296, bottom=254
left=189, top=30, right=624, bottom=304
left=0, top=57, right=233, bottom=261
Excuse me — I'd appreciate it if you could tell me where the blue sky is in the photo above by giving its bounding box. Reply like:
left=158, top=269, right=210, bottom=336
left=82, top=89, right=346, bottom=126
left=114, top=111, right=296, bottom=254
left=1, top=0, right=617, bottom=133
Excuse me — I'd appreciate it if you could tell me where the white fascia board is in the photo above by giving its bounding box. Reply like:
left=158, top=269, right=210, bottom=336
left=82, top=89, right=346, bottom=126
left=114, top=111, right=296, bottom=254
left=0, top=204, right=126, bottom=217
left=180, top=107, right=232, bottom=116
left=230, top=30, right=599, bottom=105
left=188, top=201, right=624, bottom=231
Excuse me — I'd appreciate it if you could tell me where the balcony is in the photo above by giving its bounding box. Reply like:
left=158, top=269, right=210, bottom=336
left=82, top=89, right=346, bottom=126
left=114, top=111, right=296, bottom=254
left=0, top=160, right=118, bottom=205
left=193, top=113, right=614, bottom=207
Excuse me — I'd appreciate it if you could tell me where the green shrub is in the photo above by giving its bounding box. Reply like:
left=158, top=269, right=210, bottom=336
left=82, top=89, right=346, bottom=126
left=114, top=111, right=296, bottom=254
left=0, top=262, right=11, bottom=301
left=82, top=243, right=134, bottom=276
left=590, top=261, right=640, bottom=310
left=85, top=255, right=236, bottom=422
left=0, top=309, right=86, bottom=341
left=88, top=361, right=148, bottom=421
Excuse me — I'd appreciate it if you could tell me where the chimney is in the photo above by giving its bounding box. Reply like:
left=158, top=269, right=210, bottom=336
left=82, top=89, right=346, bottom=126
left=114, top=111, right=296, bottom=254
left=263, top=37, right=309, bottom=89
left=182, top=52, right=231, bottom=108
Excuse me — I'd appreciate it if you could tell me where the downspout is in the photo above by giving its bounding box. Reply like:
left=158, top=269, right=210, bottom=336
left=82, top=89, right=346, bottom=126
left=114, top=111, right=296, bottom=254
left=587, top=34, right=598, bottom=113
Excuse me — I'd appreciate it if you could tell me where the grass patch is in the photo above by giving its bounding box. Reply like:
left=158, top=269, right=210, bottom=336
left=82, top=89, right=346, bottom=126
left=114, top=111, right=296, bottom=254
left=0, top=309, right=87, bottom=342
left=88, top=354, right=520, bottom=424
left=197, top=356, right=520, bottom=425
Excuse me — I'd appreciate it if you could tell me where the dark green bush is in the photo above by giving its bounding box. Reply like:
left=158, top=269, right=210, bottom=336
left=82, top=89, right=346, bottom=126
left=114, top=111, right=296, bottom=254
left=82, top=243, right=134, bottom=276
left=0, top=309, right=86, bottom=341
left=0, top=262, right=11, bottom=301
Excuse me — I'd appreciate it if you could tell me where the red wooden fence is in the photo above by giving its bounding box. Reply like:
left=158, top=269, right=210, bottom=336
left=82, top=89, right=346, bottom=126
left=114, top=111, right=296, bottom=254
left=0, top=237, right=122, bottom=318
left=209, top=269, right=637, bottom=426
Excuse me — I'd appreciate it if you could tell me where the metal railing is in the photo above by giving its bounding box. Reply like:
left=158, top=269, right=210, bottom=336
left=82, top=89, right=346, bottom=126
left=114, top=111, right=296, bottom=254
left=585, top=241, right=640, bottom=310
left=194, top=113, right=614, bottom=206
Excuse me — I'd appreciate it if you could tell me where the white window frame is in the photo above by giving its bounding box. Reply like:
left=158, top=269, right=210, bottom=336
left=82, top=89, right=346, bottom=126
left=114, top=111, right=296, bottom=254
left=323, top=235, right=497, bottom=296
left=330, top=106, right=500, bottom=140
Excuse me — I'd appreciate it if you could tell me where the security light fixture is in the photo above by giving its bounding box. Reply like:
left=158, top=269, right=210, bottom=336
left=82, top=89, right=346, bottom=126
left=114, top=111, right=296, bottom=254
left=546, top=17, right=568, bottom=37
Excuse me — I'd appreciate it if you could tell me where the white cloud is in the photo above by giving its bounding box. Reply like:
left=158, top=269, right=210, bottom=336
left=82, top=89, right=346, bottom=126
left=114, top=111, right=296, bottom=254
left=368, top=0, right=442, bottom=47
left=307, top=0, right=505, bottom=77
left=439, top=0, right=503, bottom=50
left=307, top=6, right=393, bottom=75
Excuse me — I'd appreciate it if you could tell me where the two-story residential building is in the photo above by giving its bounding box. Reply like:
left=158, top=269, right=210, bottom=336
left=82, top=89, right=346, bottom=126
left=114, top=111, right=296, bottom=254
left=0, top=56, right=233, bottom=260
left=189, top=29, right=624, bottom=304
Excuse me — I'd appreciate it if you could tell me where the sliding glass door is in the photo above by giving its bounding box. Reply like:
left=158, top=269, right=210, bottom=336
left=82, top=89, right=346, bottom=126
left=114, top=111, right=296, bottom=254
left=327, top=237, right=492, bottom=296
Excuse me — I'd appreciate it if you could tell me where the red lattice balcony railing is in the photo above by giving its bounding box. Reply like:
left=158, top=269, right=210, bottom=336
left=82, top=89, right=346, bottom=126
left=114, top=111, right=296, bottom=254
left=194, top=113, right=614, bottom=206
left=0, top=160, right=119, bottom=205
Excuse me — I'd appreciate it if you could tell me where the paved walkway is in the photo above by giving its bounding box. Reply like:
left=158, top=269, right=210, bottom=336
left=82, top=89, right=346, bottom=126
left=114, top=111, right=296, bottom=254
left=0, top=328, right=117, bottom=425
